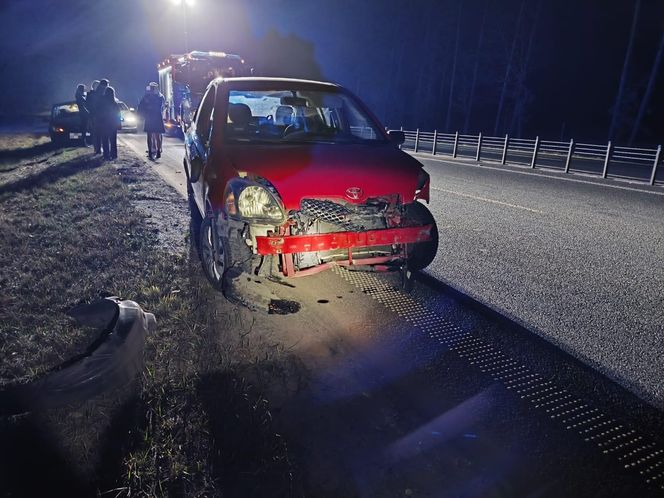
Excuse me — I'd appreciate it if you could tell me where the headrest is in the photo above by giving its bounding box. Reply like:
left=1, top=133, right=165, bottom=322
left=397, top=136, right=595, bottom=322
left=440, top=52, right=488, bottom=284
left=228, top=103, right=252, bottom=125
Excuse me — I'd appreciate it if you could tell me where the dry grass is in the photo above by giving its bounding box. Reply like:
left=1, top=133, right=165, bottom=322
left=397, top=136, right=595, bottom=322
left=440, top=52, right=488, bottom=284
left=0, top=135, right=296, bottom=497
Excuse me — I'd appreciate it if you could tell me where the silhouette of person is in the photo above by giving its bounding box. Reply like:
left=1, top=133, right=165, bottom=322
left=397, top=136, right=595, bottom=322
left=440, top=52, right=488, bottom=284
left=98, top=86, right=121, bottom=160
left=91, top=79, right=109, bottom=154
left=138, top=82, right=165, bottom=160
left=86, top=80, right=100, bottom=152
left=74, top=84, right=90, bottom=147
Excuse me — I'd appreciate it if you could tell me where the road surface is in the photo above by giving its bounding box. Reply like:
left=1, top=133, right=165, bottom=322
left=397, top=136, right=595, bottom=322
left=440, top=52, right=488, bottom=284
left=414, top=152, right=664, bottom=410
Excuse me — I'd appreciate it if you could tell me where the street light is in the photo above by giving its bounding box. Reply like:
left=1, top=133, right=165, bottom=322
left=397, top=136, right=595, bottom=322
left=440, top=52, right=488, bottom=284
left=169, top=0, right=195, bottom=52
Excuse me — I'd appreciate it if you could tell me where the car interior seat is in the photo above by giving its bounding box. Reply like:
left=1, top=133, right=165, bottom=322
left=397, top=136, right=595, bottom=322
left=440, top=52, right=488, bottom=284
left=227, top=103, right=253, bottom=135
left=274, top=105, right=294, bottom=126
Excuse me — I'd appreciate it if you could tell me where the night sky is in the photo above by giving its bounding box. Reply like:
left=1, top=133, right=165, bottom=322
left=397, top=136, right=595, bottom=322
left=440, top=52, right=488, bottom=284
left=1, top=0, right=662, bottom=145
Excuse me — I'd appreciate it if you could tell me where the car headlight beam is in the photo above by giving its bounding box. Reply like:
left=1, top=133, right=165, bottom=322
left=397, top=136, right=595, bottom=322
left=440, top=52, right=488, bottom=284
left=237, top=185, right=284, bottom=221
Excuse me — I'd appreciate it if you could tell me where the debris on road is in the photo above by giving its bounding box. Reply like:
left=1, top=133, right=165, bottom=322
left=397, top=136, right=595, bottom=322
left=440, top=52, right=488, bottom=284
left=0, top=298, right=155, bottom=415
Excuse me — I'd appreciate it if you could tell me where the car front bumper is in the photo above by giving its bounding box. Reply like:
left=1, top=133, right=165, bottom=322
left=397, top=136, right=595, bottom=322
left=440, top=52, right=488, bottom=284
left=255, top=225, right=433, bottom=255
left=255, top=224, right=433, bottom=277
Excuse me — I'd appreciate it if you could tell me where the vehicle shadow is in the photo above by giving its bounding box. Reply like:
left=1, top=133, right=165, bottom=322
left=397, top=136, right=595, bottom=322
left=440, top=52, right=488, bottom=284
left=196, top=370, right=296, bottom=498
left=0, top=389, right=143, bottom=497
left=0, top=153, right=104, bottom=196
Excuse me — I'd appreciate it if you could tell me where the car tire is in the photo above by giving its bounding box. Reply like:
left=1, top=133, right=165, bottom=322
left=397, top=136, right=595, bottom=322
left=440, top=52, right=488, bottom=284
left=403, top=201, right=439, bottom=272
left=50, top=133, right=66, bottom=146
left=199, top=215, right=228, bottom=291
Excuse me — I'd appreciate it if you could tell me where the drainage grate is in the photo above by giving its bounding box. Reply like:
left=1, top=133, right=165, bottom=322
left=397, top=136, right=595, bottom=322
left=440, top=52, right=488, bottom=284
left=333, top=266, right=664, bottom=492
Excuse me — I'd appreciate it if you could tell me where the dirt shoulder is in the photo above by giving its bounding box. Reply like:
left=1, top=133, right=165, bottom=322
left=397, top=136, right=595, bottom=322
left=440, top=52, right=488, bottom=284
left=0, top=134, right=297, bottom=497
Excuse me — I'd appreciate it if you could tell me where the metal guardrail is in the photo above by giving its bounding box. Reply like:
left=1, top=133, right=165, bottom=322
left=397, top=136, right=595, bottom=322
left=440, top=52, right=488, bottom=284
left=397, top=128, right=662, bottom=186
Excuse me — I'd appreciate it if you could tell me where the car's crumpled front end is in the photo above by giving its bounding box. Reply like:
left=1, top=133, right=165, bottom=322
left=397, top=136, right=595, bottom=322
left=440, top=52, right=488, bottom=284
left=223, top=173, right=434, bottom=277
left=254, top=196, right=433, bottom=277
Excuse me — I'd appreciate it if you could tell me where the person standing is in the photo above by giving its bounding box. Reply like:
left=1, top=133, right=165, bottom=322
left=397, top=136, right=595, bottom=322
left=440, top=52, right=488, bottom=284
left=92, top=79, right=109, bottom=154
left=98, top=86, right=121, bottom=160
left=138, top=82, right=165, bottom=160
left=87, top=80, right=100, bottom=153
left=74, top=84, right=90, bottom=147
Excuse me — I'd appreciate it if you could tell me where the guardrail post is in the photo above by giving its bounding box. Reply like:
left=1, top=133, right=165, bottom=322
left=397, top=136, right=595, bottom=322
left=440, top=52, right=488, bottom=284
left=530, top=136, right=540, bottom=169
left=452, top=131, right=459, bottom=158
left=564, top=138, right=574, bottom=173
left=602, top=140, right=612, bottom=178
left=501, top=134, right=509, bottom=165
left=650, top=145, right=661, bottom=186
left=432, top=130, right=438, bottom=155
left=476, top=132, right=482, bottom=162
left=414, top=128, right=420, bottom=153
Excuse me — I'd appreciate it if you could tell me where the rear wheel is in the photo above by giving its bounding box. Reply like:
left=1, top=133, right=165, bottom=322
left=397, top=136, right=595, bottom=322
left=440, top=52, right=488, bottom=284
left=50, top=133, right=67, bottom=146
left=403, top=201, right=439, bottom=271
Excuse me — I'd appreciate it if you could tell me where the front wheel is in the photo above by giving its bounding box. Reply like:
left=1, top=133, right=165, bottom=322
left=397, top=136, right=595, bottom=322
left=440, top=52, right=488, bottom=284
left=199, top=216, right=228, bottom=291
left=403, top=202, right=439, bottom=271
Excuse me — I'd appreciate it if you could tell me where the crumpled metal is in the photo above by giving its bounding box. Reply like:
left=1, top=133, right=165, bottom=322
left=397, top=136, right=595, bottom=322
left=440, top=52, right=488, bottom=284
left=0, top=297, right=156, bottom=415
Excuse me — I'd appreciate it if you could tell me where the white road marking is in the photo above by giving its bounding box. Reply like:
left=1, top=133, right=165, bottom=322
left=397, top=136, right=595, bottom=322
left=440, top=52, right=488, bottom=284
left=432, top=186, right=544, bottom=214
left=413, top=153, right=664, bottom=197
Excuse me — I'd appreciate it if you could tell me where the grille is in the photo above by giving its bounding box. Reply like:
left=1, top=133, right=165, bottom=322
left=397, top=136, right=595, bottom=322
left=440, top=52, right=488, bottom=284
left=300, top=199, right=364, bottom=231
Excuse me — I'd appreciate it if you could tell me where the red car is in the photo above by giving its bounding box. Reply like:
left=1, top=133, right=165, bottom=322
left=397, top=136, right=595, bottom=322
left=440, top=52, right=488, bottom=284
left=184, top=77, right=438, bottom=289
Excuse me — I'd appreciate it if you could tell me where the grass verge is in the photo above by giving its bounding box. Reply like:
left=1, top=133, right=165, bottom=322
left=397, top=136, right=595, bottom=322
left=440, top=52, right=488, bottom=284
left=0, top=134, right=295, bottom=497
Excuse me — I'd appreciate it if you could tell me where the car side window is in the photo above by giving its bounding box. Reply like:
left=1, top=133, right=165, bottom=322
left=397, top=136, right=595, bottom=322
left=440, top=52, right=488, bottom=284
left=196, top=86, right=216, bottom=149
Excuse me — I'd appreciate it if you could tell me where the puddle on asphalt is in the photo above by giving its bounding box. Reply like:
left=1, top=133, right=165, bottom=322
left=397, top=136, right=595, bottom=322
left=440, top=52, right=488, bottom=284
left=268, top=299, right=301, bottom=315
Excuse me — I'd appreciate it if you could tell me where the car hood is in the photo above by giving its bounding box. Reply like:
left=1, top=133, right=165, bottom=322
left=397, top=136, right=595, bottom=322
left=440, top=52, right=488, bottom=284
left=223, top=143, right=423, bottom=211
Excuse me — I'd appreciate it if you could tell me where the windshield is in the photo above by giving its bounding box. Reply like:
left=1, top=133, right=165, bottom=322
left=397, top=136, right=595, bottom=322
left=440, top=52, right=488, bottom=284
left=225, top=89, right=386, bottom=145
left=53, top=103, right=79, bottom=116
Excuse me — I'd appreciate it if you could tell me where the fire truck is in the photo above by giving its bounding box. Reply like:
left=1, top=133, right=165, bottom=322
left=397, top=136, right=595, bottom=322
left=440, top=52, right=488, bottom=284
left=157, top=51, right=251, bottom=135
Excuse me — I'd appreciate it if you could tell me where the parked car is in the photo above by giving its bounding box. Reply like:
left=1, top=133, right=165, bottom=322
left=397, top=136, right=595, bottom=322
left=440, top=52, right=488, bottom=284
left=49, top=101, right=85, bottom=143
left=118, top=101, right=138, bottom=133
left=184, top=77, right=438, bottom=290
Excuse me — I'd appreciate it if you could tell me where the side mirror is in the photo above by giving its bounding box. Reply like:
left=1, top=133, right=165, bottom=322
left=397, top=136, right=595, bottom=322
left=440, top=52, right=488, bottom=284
left=387, top=130, right=405, bottom=146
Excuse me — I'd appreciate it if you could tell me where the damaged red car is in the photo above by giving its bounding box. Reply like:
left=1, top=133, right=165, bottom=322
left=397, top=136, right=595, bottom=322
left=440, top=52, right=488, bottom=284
left=184, top=77, right=438, bottom=289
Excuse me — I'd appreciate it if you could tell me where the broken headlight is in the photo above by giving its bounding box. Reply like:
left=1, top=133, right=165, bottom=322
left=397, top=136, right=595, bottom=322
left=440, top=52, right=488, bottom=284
left=237, top=186, right=282, bottom=220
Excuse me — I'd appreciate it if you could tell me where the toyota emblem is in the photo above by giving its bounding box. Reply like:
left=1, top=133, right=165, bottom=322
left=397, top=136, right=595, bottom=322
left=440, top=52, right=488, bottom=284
left=345, top=187, right=363, bottom=200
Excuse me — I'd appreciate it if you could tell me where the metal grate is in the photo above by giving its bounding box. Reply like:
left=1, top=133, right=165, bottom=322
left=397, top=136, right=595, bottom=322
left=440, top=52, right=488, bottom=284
left=333, top=266, right=664, bottom=493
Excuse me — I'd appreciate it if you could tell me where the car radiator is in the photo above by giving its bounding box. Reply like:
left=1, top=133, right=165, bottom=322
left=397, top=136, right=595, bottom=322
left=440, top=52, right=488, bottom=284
left=292, top=198, right=392, bottom=269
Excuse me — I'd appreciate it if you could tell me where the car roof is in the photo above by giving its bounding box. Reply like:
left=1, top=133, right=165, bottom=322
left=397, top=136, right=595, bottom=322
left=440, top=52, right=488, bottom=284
left=216, top=76, right=340, bottom=89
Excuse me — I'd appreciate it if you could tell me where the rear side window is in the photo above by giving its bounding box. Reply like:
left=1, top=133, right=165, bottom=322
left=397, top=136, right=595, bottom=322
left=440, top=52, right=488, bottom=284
left=196, top=86, right=216, bottom=147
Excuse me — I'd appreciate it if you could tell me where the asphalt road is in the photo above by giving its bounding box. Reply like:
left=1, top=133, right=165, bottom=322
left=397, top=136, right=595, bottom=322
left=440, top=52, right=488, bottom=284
left=116, top=133, right=664, bottom=496
left=415, top=152, right=664, bottom=410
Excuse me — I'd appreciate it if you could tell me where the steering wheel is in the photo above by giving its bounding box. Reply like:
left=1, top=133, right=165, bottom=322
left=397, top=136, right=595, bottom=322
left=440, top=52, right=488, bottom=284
left=283, top=124, right=303, bottom=136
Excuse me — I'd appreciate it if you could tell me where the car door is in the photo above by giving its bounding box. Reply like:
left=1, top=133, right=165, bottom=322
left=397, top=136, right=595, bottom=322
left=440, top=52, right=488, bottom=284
left=187, top=85, right=216, bottom=214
